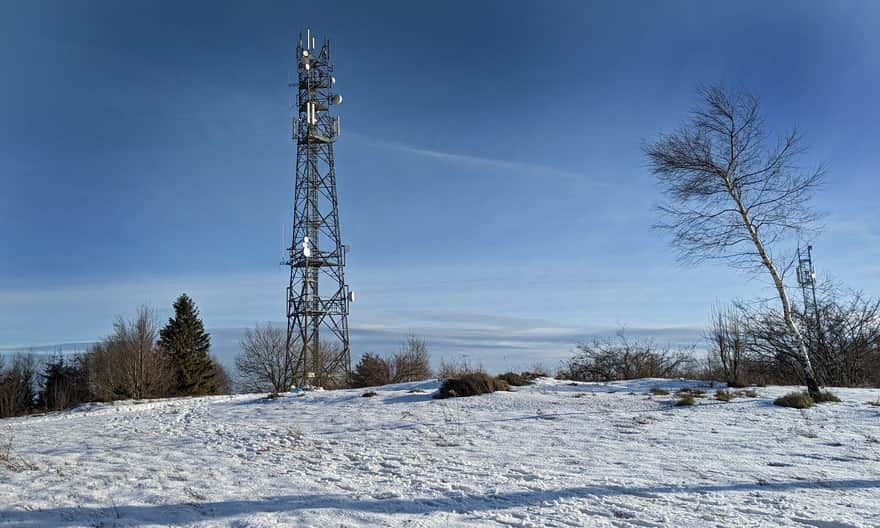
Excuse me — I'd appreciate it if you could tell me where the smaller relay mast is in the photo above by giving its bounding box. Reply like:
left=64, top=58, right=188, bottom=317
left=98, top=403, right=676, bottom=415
left=283, top=28, right=353, bottom=388
left=797, top=244, right=823, bottom=363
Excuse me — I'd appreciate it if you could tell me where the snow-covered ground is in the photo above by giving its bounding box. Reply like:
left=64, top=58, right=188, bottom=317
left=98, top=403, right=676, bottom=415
left=2, top=378, right=879, bottom=527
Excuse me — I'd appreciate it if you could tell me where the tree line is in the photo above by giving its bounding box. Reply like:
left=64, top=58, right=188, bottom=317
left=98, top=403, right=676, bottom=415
left=0, top=293, right=229, bottom=418
left=234, top=325, right=433, bottom=393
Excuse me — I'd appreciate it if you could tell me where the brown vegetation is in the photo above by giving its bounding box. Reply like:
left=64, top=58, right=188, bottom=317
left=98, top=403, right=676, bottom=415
left=434, top=372, right=510, bottom=399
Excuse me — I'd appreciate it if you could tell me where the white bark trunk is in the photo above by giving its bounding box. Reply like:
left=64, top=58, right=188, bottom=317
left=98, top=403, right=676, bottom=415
left=728, top=187, right=820, bottom=392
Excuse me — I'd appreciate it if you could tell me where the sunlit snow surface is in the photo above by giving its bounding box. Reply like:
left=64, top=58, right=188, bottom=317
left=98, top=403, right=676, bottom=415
left=2, top=378, right=879, bottom=527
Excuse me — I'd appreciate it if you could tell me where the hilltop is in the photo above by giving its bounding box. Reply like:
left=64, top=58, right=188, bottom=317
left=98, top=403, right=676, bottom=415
left=2, top=378, right=879, bottom=527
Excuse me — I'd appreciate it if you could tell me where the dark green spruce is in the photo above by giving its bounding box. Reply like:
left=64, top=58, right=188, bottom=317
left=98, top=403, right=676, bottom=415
left=159, top=293, right=218, bottom=396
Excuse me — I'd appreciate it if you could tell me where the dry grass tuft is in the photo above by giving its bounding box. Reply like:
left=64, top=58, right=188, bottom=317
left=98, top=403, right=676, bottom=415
left=774, top=392, right=814, bottom=409
left=434, top=373, right=510, bottom=399
left=812, top=390, right=841, bottom=403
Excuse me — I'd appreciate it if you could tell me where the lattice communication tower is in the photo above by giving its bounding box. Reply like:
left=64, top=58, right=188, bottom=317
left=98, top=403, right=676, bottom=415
left=283, top=28, right=353, bottom=388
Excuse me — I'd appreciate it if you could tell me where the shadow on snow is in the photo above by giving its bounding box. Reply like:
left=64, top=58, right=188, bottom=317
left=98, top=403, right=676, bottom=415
left=3, top=478, right=878, bottom=526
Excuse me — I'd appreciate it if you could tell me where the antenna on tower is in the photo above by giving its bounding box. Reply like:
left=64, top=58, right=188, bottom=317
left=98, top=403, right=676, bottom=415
left=283, top=27, right=352, bottom=388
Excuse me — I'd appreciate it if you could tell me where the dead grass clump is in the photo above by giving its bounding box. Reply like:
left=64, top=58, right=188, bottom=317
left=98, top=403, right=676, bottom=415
left=811, top=390, right=841, bottom=403
left=774, top=392, right=814, bottom=409
left=434, top=373, right=510, bottom=399
left=265, top=392, right=281, bottom=400
left=649, top=387, right=669, bottom=396
left=715, top=390, right=733, bottom=402
left=675, top=388, right=706, bottom=398
left=362, top=391, right=379, bottom=398
left=496, top=372, right=538, bottom=387
left=675, top=394, right=696, bottom=406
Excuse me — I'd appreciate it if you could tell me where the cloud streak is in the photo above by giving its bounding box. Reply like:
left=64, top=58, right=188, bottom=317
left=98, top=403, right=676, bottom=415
left=348, top=132, right=615, bottom=188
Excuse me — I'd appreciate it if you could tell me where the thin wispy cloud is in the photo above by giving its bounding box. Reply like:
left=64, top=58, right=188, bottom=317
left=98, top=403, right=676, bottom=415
left=348, top=132, right=616, bottom=188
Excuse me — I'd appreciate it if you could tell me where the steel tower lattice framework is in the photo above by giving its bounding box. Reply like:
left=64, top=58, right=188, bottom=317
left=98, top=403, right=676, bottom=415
left=283, top=28, right=352, bottom=388
left=797, top=244, right=823, bottom=363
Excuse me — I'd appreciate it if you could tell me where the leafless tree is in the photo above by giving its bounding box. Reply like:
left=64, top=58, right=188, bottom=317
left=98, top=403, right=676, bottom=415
left=707, top=303, right=746, bottom=386
left=84, top=306, right=172, bottom=400
left=646, top=84, right=823, bottom=394
left=390, top=335, right=432, bottom=383
left=303, top=341, right=350, bottom=389
left=235, top=323, right=294, bottom=393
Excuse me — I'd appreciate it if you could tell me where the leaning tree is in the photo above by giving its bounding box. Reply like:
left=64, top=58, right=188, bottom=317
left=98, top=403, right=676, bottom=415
left=645, top=84, right=823, bottom=394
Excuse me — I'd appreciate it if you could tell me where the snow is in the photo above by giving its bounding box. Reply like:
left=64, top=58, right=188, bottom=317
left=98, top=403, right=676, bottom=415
left=2, top=378, right=879, bottom=527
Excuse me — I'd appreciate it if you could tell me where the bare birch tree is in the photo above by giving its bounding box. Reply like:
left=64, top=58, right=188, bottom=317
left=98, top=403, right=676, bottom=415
left=646, top=84, right=822, bottom=394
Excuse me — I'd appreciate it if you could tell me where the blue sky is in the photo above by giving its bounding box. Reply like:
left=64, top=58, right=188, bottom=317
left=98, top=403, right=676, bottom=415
left=1, top=1, right=878, bottom=371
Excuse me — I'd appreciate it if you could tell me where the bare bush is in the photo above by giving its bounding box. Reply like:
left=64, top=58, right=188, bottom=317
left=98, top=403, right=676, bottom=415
left=236, top=323, right=293, bottom=393
left=390, top=335, right=432, bottom=383
left=564, top=330, right=696, bottom=382
left=213, top=357, right=232, bottom=395
left=733, top=285, right=880, bottom=387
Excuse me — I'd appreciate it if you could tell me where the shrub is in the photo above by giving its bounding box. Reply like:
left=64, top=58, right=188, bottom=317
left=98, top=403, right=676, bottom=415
left=496, top=372, right=537, bottom=387
left=434, top=373, right=510, bottom=399
left=812, top=390, right=841, bottom=403
left=563, top=330, right=696, bottom=382
left=715, top=390, right=733, bottom=401
left=362, top=391, right=378, bottom=398
left=774, top=392, right=814, bottom=409
left=649, top=387, right=669, bottom=396
left=675, top=394, right=696, bottom=406
left=350, top=353, right=391, bottom=388
left=438, top=358, right=482, bottom=381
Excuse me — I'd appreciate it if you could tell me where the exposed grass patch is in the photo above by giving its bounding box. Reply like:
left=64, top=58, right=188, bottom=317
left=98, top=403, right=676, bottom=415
left=867, top=399, right=880, bottom=407
left=649, top=387, right=669, bottom=396
left=407, top=389, right=425, bottom=394
left=362, top=391, right=379, bottom=398
left=812, top=390, right=841, bottom=403
left=735, top=389, right=759, bottom=398
left=434, top=372, right=510, bottom=399
left=496, top=372, right=539, bottom=387
left=676, top=388, right=706, bottom=398
left=265, top=392, right=282, bottom=400
left=774, top=392, right=814, bottom=409
left=715, top=390, right=733, bottom=402
left=675, top=394, right=696, bottom=406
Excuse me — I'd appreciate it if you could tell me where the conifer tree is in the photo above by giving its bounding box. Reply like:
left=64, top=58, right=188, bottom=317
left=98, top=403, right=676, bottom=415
left=158, top=293, right=218, bottom=396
